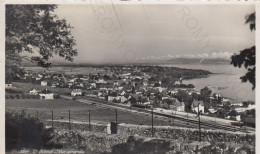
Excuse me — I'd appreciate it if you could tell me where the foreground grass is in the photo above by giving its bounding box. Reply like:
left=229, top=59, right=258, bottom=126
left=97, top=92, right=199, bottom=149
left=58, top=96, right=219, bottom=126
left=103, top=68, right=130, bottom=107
left=6, top=98, right=173, bottom=126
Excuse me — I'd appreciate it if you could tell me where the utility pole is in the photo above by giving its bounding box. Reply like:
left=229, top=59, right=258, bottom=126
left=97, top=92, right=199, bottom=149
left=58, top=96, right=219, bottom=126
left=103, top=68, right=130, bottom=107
left=51, top=110, right=53, bottom=128
left=198, top=103, right=201, bottom=142
left=152, top=108, right=154, bottom=137
left=187, top=112, right=189, bottom=127
left=116, top=109, right=118, bottom=125
left=171, top=109, right=174, bottom=125
left=69, top=110, right=71, bottom=130
left=89, top=109, right=91, bottom=129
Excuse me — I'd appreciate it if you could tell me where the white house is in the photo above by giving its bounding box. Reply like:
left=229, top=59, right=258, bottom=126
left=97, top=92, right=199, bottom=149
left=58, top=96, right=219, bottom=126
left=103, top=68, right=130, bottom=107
left=97, top=79, right=107, bottom=84
left=39, top=89, right=54, bottom=99
left=41, top=81, right=48, bottom=86
left=71, top=89, right=83, bottom=96
left=36, top=77, right=42, bottom=81
left=162, top=96, right=169, bottom=100
left=170, top=101, right=185, bottom=112
left=118, top=86, right=124, bottom=90
left=221, top=98, right=230, bottom=103
left=156, top=87, right=165, bottom=93
left=5, top=83, right=12, bottom=88
left=108, top=96, right=115, bottom=102
left=191, top=101, right=204, bottom=114
left=120, top=96, right=128, bottom=103
left=108, top=94, right=127, bottom=102
left=119, top=91, right=126, bottom=96
left=226, top=110, right=241, bottom=121
left=143, top=82, right=148, bottom=86
left=143, top=102, right=151, bottom=105
left=170, top=90, right=178, bottom=95
left=29, top=89, right=40, bottom=95
left=90, top=82, right=96, bottom=88
left=97, top=92, right=103, bottom=97
left=69, top=79, right=75, bottom=82
left=113, top=81, right=119, bottom=86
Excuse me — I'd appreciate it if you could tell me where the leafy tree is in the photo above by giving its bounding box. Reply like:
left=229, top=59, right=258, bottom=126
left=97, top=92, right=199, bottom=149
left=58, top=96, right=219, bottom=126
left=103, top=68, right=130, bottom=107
left=200, top=86, right=212, bottom=110
left=103, top=74, right=111, bottom=80
left=129, top=97, right=137, bottom=105
left=191, top=92, right=199, bottom=101
left=6, top=5, right=77, bottom=68
left=231, top=12, right=255, bottom=90
left=174, top=90, right=193, bottom=103
left=153, top=97, right=159, bottom=108
left=6, top=111, right=62, bottom=151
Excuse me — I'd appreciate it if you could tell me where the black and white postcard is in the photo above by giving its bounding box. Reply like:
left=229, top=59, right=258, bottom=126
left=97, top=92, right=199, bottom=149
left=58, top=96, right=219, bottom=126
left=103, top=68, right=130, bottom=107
left=0, top=0, right=259, bottom=153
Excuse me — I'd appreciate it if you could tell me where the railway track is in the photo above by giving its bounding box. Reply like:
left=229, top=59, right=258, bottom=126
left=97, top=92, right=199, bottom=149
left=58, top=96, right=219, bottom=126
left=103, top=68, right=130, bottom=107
left=62, top=95, right=252, bottom=133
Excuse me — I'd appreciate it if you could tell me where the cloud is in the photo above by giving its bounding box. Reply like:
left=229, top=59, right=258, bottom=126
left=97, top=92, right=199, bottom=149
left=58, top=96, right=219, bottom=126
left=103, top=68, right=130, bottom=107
left=211, top=51, right=233, bottom=59
left=139, top=51, right=234, bottom=62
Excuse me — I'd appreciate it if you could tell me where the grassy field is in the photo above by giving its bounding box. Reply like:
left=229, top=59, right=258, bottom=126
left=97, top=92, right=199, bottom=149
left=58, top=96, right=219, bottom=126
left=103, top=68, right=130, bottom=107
left=6, top=98, right=174, bottom=126
left=11, top=82, right=72, bottom=95
left=8, top=82, right=194, bottom=128
left=22, top=66, right=110, bottom=75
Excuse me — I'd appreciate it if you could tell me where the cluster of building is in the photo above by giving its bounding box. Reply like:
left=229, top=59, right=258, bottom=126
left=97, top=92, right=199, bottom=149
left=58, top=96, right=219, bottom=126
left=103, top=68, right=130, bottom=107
left=23, top=69, right=204, bottom=112
left=12, top=66, right=255, bottom=123
left=29, top=89, right=54, bottom=99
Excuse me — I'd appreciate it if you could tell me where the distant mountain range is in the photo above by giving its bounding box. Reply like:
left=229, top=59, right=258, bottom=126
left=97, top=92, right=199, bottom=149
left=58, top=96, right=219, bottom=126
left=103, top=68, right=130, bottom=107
left=163, top=58, right=231, bottom=65
left=21, top=58, right=231, bottom=66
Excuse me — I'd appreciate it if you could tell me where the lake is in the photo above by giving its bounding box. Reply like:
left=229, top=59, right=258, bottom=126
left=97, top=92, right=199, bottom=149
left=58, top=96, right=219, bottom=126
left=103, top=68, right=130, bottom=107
left=159, top=64, right=255, bottom=103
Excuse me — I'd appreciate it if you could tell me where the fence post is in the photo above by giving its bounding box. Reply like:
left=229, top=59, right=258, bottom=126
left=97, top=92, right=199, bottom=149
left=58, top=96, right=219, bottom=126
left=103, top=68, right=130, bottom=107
left=245, top=121, right=247, bottom=133
left=51, top=110, right=53, bottom=128
left=69, top=110, right=71, bottom=130
left=152, top=108, right=154, bottom=137
left=89, top=109, right=91, bottom=129
left=116, top=109, right=118, bottom=125
left=198, top=104, right=201, bottom=142
left=187, top=113, right=189, bottom=127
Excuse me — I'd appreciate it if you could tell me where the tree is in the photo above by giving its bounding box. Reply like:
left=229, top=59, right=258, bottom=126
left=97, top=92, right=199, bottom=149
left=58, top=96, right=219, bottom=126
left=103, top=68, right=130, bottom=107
left=6, top=5, right=77, bottom=68
left=174, top=90, right=193, bottom=103
left=129, top=97, right=137, bottom=105
left=231, top=12, right=255, bottom=90
left=200, top=86, right=212, bottom=110
left=191, top=92, right=199, bottom=101
left=103, top=74, right=111, bottom=80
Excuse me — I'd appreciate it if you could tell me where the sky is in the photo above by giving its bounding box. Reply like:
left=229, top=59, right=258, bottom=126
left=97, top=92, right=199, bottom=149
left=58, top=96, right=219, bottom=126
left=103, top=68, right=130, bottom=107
left=53, top=4, right=255, bottom=64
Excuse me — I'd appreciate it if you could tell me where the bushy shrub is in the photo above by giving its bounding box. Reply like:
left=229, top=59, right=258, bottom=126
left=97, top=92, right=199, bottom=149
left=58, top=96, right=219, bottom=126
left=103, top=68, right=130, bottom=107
left=21, top=94, right=26, bottom=99
left=111, top=136, right=172, bottom=154
left=16, top=94, right=20, bottom=99
left=5, top=111, right=62, bottom=152
left=198, top=142, right=255, bottom=154
left=54, top=94, right=60, bottom=99
left=5, top=89, right=23, bottom=94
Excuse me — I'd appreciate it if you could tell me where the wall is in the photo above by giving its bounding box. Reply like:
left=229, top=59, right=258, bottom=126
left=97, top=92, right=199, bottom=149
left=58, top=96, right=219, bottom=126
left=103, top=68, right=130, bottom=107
left=47, top=120, right=255, bottom=144
left=117, top=123, right=255, bottom=144
left=46, top=120, right=108, bottom=133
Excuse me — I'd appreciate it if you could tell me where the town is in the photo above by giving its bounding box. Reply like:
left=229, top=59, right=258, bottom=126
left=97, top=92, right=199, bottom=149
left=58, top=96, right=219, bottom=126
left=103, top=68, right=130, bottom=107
left=6, top=65, right=255, bottom=127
